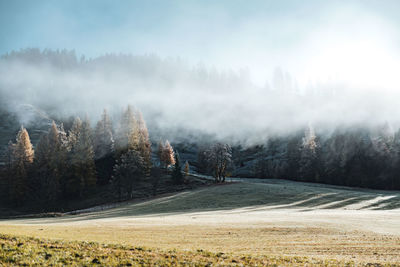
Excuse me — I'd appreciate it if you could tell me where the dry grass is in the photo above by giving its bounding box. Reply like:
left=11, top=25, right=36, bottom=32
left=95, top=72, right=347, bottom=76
left=0, top=233, right=382, bottom=266
left=1, top=224, right=399, bottom=265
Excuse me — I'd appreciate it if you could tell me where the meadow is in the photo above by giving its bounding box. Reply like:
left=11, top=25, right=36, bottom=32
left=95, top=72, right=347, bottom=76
left=1, top=179, right=399, bottom=266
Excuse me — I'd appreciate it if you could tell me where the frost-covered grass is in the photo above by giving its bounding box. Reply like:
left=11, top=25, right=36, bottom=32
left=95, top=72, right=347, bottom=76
left=1, top=180, right=399, bottom=265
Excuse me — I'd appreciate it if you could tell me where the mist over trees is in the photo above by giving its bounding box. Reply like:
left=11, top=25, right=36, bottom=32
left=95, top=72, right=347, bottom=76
left=2, top=49, right=400, bottom=143
left=252, top=125, right=400, bottom=190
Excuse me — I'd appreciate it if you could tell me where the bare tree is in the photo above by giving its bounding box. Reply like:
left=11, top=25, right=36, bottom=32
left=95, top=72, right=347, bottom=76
left=206, top=143, right=232, bottom=183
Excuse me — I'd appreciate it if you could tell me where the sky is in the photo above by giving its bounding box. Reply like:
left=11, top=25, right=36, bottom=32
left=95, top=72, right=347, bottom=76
left=2, top=0, right=400, bottom=142
left=1, top=0, right=400, bottom=87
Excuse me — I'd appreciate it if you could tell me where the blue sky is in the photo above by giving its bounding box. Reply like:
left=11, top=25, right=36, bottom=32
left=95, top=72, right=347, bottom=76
left=1, top=0, right=400, bottom=86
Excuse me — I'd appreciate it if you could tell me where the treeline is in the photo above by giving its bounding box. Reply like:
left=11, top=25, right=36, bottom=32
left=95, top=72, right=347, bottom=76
left=0, top=106, right=188, bottom=208
left=253, top=125, right=400, bottom=190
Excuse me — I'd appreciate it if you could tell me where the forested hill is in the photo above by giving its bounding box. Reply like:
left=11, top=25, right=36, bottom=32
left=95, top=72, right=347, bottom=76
left=1, top=49, right=400, bottom=202
left=1, top=102, right=400, bottom=194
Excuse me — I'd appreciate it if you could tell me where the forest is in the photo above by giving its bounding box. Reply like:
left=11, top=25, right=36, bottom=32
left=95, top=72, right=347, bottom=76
left=1, top=107, right=400, bottom=212
left=0, top=105, right=198, bottom=209
left=0, top=49, right=400, bottom=212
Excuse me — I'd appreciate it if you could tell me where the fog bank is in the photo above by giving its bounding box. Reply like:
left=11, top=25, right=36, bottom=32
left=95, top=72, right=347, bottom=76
left=1, top=50, right=400, bottom=143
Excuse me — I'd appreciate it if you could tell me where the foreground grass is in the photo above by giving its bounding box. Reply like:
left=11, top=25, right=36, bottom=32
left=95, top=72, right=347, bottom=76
left=0, top=234, right=363, bottom=266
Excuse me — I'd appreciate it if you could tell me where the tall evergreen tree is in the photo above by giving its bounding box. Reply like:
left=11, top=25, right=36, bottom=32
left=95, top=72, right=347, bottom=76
left=323, top=130, right=347, bottom=185
left=136, top=111, right=152, bottom=176
left=299, top=126, right=321, bottom=182
left=66, top=117, right=96, bottom=197
left=47, top=121, right=63, bottom=202
left=115, top=105, right=138, bottom=155
left=184, top=161, right=190, bottom=178
left=112, top=150, right=144, bottom=199
left=34, top=121, right=64, bottom=204
left=391, top=129, right=400, bottom=189
left=172, top=151, right=183, bottom=184
left=162, top=140, right=175, bottom=168
left=8, top=127, right=34, bottom=205
left=66, top=118, right=84, bottom=197
left=157, top=140, right=164, bottom=166
left=34, top=133, right=50, bottom=201
left=94, top=109, right=115, bottom=184
left=80, top=118, right=97, bottom=191
left=94, top=109, right=114, bottom=159
left=285, top=133, right=302, bottom=180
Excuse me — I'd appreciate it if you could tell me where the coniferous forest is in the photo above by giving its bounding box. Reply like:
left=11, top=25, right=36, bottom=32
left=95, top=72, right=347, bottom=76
left=1, top=108, right=400, bottom=212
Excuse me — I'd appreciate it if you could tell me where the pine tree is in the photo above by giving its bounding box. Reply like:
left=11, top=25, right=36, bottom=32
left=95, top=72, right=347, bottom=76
left=184, top=161, right=190, bottom=178
left=196, top=146, right=209, bottom=174
left=136, top=111, right=152, bottom=176
left=66, top=117, right=84, bottom=197
left=391, top=129, right=400, bottom=189
left=112, top=150, right=144, bottom=199
left=157, top=140, right=164, bottom=166
left=66, top=117, right=96, bottom=197
left=47, top=121, right=62, bottom=202
left=94, top=109, right=115, bottom=185
left=8, top=127, right=34, bottom=205
left=94, top=109, right=114, bottom=159
left=172, top=151, right=183, bottom=184
left=299, top=126, right=321, bottom=182
left=3, top=141, right=15, bottom=202
left=34, top=133, right=50, bottom=201
left=323, top=130, right=347, bottom=185
left=33, top=121, right=64, bottom=204
left=162, top=140, right=175, bottom=168
left=115, top=105, right=138, bottom=155
left=80, top=117, right=97, bottom=191
left=56, top=123, right=69, bottom=197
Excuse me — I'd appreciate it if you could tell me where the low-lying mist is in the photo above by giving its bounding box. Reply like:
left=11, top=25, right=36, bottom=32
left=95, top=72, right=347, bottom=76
left=1, top=49, right=399, bottom=144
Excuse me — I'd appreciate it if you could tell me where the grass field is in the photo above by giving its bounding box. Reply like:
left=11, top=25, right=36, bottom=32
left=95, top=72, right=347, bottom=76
left=0, top=234, right=359, bottom=266
left=1, top=179, right=400, bottom=266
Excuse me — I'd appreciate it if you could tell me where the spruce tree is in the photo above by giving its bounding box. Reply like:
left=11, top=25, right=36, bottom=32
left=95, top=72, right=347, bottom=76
left=172, top=152, right=183, bottom=184
left=34, top=133, right=50, bottom=202
left=157, top=140, right=164, bottom=166
left=115, top=105, right=138, bottom=155
left=8, top=127, right=34, bottom=205
left=299, top=126, right=321, bottom=182
left=66, top=118, right=96, bottom=197
left=66, top=117, right=84, bottom=197
left=112, top=150, right=144, bottom=199
left=47, top=121, right=62, bottom=202
left=80, top=117, right=97, bottom=191
left=94, top=109, right=115, bottom=184
left=94, top=109, right=114, bottom=159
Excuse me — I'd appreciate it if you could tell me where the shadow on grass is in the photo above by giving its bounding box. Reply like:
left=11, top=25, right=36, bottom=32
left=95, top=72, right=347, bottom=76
left=18, top=179, right=399, bottom=224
